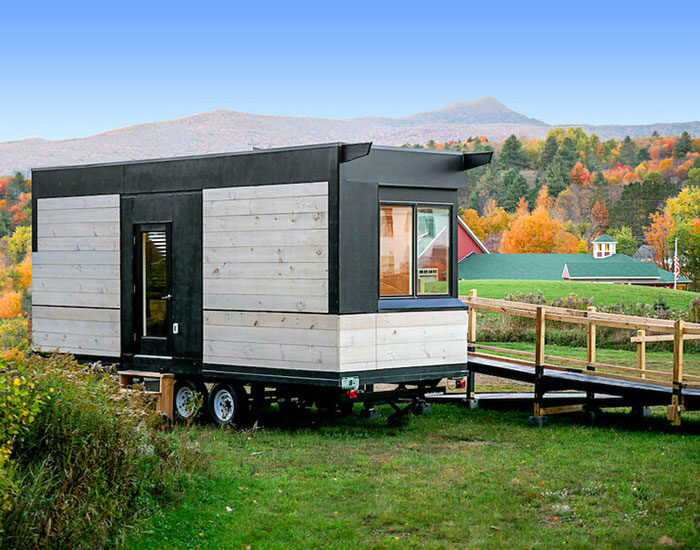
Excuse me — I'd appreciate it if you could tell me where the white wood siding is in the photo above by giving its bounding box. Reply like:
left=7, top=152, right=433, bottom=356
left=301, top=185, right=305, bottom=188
left=32, top=306, right=120, bottom=357
left=204, top=310, right=339, bottom=371
left=204, top=309, right=467, bottom=374
left=375, top=311, right=467, bottom=369
left=203, top=182, right=328, bottom=313
left=33, top=195, right=120, bottom=357
left=338, top=314, right=376, bottom=372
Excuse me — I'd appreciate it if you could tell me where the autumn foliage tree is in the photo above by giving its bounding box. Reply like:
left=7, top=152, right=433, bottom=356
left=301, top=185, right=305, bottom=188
left=644, top=210, right=675, bottom=270
left=499, top=205, right=579, bottom=253
left=570, top=162, right=591, bottom=186
left=590, top=200, right=610, bottom=236
left=459, top=208, right=488, bottom=240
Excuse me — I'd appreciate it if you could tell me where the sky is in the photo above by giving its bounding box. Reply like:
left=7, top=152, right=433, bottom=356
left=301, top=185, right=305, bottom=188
left=2, top=0, right=699, bottom=142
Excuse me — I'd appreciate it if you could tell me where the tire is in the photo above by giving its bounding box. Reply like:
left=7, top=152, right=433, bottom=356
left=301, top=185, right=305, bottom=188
left=208, top=383, right=245, bottom=426
left=173, top=379, right=207, bottom=422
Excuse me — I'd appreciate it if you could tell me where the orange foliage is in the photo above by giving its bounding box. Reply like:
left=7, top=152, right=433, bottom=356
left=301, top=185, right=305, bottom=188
left=16, top=255, right=31, bottom=291
left=603, top=163, right=634, bottom=185
left=499, top=207, right=579, bottom=253
left=10, top=192, right=31, bottom=225
left=0, top=291, right=22, bottom=319
left=590, top=200, right=609, bottom=235
left=570, top=162, right=591, bottom=186
left=515, top=197, right=530, bottom=217
left=659, top=158, right=675, bottom=180
left=459, top=209, right=488, bottom=241
left=644, top=210, right=675, bottom=269
left=483, top=199, right=510, bottom=235
left=535, top=186, right=553, bottom=211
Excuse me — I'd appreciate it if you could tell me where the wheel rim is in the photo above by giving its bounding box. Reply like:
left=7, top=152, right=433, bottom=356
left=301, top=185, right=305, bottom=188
left=214, top=389, right=235, bottom=422
left=176, top=386, right=195, bottom=418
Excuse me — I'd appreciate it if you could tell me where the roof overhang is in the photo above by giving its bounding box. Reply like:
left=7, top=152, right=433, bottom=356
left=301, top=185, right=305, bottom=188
left=461, top=151, right=493, bottom=171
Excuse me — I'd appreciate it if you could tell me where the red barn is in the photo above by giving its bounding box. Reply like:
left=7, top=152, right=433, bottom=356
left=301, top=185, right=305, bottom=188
left=457, top=217, right=489, bottom=260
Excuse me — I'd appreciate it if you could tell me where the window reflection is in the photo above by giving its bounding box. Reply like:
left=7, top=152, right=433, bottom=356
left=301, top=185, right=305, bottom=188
left=142, top=231, right=168, bottom=337
left=380, top=206, right=412, bottom=296
left=417, top=208, right=449, bottom=295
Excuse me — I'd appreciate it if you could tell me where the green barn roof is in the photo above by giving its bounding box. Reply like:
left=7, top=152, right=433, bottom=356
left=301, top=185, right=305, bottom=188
left=458, top=253, right=691, bottom=284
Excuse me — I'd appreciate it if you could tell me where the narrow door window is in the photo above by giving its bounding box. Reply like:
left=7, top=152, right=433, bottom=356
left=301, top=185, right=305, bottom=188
left=142, top=231, right=168, bottom=337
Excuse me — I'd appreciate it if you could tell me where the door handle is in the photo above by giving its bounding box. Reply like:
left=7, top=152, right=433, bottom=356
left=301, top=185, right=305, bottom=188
left=161, top=294, right=173, bottom=300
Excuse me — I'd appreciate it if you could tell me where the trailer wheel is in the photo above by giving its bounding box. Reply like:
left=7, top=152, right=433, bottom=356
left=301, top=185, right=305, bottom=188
left=208, top=384, right=245, bottom=426
left=173, top=379, right=207, bottom=422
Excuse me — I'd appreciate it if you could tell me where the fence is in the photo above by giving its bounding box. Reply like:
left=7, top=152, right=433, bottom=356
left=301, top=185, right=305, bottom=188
left=461, top=290, right=700, bottom=425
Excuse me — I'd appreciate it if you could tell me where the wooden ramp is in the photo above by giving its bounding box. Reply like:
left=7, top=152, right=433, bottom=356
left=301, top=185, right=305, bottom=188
left=455, top=292, right=700, bottom=425
left=427, top=390, right=629, bottom=410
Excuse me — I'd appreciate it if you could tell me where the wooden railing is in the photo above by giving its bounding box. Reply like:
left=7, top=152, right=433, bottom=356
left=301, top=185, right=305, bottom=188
left=460, top=290, right=700, bottom=425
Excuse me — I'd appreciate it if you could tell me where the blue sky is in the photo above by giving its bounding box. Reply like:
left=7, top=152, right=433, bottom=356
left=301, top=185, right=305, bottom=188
left=2, top=0, right=699, bottom=142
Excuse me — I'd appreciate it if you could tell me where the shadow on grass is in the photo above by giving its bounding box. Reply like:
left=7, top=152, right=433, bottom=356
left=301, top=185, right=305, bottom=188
left=232, top=402, right=700, bottom=437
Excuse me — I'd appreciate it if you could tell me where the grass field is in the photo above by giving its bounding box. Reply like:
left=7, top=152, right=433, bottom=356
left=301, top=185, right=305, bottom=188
left=127, top=406, right=700, bottom=549
left=123, top=282, right=700, bottom=548
left=459, top=280, right=700, bottom=312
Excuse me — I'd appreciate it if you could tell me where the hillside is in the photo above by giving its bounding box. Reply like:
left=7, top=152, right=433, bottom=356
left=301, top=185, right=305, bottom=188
left=1, top=97, right=698, bottom=175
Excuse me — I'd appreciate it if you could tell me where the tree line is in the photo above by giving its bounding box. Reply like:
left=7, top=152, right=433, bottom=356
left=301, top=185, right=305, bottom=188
left=403, top=129, right=700, bottom=287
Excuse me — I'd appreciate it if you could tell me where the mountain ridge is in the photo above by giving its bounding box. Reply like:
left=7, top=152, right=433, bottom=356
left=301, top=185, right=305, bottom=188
left=1, top=97, right=698, bottom=175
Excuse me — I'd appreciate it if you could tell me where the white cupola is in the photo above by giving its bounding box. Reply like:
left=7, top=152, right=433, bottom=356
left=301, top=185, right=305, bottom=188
left=592, top=234, right=617, bottom=259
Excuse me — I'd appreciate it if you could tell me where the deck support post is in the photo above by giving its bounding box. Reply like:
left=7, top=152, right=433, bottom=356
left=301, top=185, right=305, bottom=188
left=637, top=330, right=646, bottom=380
left=158, top=374, right=175, bottom=418
left=668, top=319, right=684, bottom=426
left=585, top=306, right=598, bottom=418
left=530, top=306, right=547, bottom=425
left=466, top=289, right=478, bottom=408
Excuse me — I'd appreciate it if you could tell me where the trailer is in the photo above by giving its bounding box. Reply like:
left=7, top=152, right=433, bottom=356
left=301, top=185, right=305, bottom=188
left=31, top=143, right=492, bottom=424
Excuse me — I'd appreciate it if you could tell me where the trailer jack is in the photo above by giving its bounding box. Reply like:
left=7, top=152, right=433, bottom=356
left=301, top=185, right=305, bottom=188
left=386, top=397, right=431, bottom=426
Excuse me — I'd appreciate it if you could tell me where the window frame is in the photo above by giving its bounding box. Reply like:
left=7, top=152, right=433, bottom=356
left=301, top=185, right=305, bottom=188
left=379, top=200, right=454, bottom=300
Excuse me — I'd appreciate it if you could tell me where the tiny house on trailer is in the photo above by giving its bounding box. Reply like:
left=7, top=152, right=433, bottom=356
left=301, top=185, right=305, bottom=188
left=31, top=143, right=492, bottom=424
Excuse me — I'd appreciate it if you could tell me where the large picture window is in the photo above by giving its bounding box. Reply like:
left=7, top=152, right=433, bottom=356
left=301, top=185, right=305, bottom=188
left=380, top=204, right=451, bottom=297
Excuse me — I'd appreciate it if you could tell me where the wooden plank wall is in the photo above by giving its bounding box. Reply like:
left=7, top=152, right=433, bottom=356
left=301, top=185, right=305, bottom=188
left=204, top=310, right=467, bottom=374
left=338, top=311, right=468, bottom=372
left=374, top=311, right=468, bottom=370
left=204, top=310, right=339, bottom=371
left=32, top=194, right=120, bottom=357
left=203, top=182, right=329, bottom=313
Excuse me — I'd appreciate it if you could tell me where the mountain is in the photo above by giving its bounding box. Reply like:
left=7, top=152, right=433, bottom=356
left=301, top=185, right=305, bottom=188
left=1, top=97, right=698, bottom=175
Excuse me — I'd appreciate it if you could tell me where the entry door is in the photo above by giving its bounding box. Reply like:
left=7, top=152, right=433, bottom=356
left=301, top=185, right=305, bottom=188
left=135, top=224, right=172, bottom=356
left=121, top=191, right=202, bottom=364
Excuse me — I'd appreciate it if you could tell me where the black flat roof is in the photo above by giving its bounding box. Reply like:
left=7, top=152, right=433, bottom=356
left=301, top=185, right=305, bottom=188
left=31, top=141, right=491, bottom=172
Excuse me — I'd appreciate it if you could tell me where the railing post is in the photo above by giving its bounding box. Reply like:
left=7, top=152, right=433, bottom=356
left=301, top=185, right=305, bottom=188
left=530, top=306, right=546, bottom=424
left=637, top=329, right=646, bottom=380
left=467, top=289, right=477, bottom=344
left=587, top=306, right=597, bottom=365
left=586, top=306, right=597, bottom=415
left=466, top=289, right=477, bottom=403
left=669, top=319, right=684, bottom=426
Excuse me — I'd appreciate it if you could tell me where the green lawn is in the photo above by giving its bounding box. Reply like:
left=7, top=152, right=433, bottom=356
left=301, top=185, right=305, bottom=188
left=128, top=407, right=700, bottom=549
left=459, top=279, right=700, bottom=312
